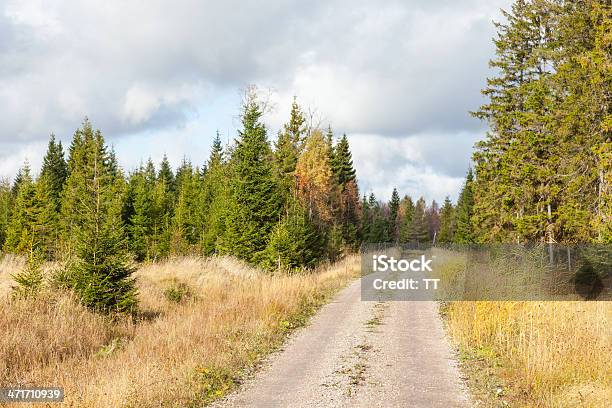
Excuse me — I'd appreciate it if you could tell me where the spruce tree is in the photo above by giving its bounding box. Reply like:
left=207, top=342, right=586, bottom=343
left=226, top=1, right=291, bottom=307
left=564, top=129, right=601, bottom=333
left=438, top=196, right=456, bottom=244
left=389, top=188, right=401, bottom=242
left=31, top=173, right=60, bottom=258
left=127, top=166, right=155, bottom=261
left=454, top=169, right=475, bottom=244
left=61, top=120, right=137, bottom=314
left=40, top=134, right=67, bottom=211
left=263, top=197, right=322, bottom=271
left=199, top=133, right=228, bottom=255
left=399, top=195, right=415, bottom=243
left=332, top=134, right=357, bottom=186
left=217, top=94, right=281, bottom=263
left=0, top=179, right=11, bottom=248
left=171, top=159, right=199, bottom=254
left=4, top=164, right=35, bottom=254
left=158, top=154, right=176, bottom=195
left=408, top=197, right=430, bottom=244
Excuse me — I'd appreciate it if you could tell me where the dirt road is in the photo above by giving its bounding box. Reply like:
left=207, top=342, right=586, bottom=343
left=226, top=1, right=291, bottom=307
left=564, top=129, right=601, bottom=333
left=213, top=280, right=470, bottom=407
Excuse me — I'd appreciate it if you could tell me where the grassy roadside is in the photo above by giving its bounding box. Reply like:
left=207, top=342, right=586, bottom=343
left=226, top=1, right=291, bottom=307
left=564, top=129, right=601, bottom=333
left=0, top=254, right=360, bottom=407
left=433, top=249, right=611, bottom=407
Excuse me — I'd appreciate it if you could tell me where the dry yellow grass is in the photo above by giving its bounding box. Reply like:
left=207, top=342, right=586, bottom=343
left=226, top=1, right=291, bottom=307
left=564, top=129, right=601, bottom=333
left=434, top=249, right=612, bottom=407
left=0, top=254, right=359, bottom=407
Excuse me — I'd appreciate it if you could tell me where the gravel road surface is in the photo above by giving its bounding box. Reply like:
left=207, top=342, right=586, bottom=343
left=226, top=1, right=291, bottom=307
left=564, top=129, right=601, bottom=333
left=213, top=280, right=470, bottom=407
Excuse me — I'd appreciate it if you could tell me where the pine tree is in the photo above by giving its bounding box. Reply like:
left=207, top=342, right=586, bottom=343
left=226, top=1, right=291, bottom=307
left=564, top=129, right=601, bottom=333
left=4, top=163, right=35, bottom=254
left=12, top=250, right=44, bottom=299
left=0, top=179, right=11, bottom=248
left=409, top=197, right=430, bottom=244
left=11, top=163, right=31, bottom=196
left=284, top=97, right=308, bottom=151
left=399, top=195, right=415, bottom=243
left=262, top=197, right=322, bottom=271
left=438, top=196, right=455, bottom=244
left=388, top=188, right=401, bottom=242
left=158, top=154, right=176, bottom=195
left=454, top=169, right=475, bottom=244
left=127, top=165, right=155, bottom=261
left=332, top=134, right=357, bottom=186
left=171, top=159, right=199, bottom=254
left=61, top=120, right=137, bottom=314
left=31, top=173, right=60, bottom=258
left=363, top=193, right=389, bottom=243
left=217, top=93, right=281, bottom=263
left=40, top=134, right=67, bottom=211
left=199, top=132, right=228, bottom=255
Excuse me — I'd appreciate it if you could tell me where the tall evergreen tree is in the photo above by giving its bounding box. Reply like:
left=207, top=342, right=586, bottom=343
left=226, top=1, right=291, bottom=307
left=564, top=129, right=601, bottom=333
left=61, top=120, right=137, bottom=313
left=4, top=164, right=35, bottom=254
left=389, top=188, right=401, bottom=242
left=171, top=160, right=199, bottom=253
left=262, top=197, right=322, bottom=271
left=217, top=93, right=281, bottom=263
left=399, top=195, right=415, bottom=243
left=127, top=165, right=155, bottom=261
left=454, top=169, right=475, bottom=244
left=409, top=197, right=430, bottom=244
left=332, top=134, right=357, bottom=186
left=40, top=134, right=67, bottom=211
left=438, top=196, right=456, bottom=244
left=0, top=179, right=11, bottom=248
left=199, top=132, right=228, bottom=255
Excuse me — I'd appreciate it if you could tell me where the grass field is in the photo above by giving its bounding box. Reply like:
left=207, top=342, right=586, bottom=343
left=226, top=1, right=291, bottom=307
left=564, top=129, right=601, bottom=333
left=433, top=249, right=612, bottom=407
left=0, top=254, right=359, bottom=407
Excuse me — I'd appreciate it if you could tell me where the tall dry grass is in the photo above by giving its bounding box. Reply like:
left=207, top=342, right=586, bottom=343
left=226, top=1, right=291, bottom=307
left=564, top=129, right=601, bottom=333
left=445, top=301, right=611, bottom=407
left=433, top=249, right=612, bottom=407
left=0, top=254, right=359, bottom=407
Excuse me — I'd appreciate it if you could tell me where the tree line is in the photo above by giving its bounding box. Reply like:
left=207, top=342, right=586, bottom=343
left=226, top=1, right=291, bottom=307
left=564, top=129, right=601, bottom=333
left=0, top=89, right=472, bottom=313
left=468, top=0, right=610, bottom=244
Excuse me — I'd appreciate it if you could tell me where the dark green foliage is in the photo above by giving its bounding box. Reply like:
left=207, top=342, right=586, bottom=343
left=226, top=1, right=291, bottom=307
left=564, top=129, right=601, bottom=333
left=12, top=251, right=44, bottom=299
left=61, top=120, right=137, bottom=314
left=362, top=193, right=390, bottom=243
left=0, top=179, right=11, bottom=247
left=164, top=280, right=192, bottom=303
left=331, top=134, right=357, bottom=186
left=399, top=195, right=415, bottom=243
left=263, top=198, right=322, bottom=271
left=438, top=196, right=455, bottom=244
left=454, top=169, right=475, bottom=244
left=40, top=134, right=68, bottom=211
left=127, top=164, right=155, bottom=261
left=11, top=164, right=31, bottom=196
left=217, top=93, right=281, bottom=263
left=408, top=197, right=430, bottom=244
left=158, top=154, right=176, bottom=195
left=388, top=188, right=400, bottom=242
left=198, top=133, right=228, bottom=255
left=472, top=0, right=611, bottom=244
left=171, top=159, right=200, bottom=253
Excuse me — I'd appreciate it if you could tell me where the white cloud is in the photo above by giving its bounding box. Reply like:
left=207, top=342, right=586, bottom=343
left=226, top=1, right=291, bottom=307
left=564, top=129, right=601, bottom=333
left=0, top=0, right=512, bottom=201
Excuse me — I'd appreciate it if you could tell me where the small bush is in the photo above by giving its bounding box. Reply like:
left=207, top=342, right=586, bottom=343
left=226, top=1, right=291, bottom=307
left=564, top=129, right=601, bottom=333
left=11, top=254, right=44, bottom=298
left=163, top=281, right=191, bottom=303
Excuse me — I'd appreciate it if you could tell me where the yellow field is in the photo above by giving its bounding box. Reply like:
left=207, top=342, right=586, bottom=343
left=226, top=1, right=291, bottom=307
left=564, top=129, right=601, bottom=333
left=0, top=255, right=359, bottom=407
left=433, top=249, right=612, bottom=407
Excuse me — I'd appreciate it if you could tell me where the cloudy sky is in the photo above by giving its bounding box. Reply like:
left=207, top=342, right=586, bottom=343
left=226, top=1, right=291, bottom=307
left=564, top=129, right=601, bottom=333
left=0, top=0, right=510, bottom=203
